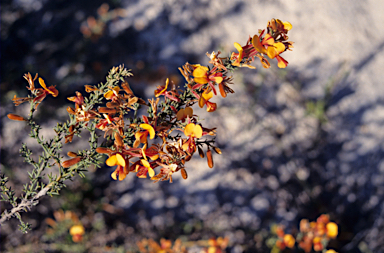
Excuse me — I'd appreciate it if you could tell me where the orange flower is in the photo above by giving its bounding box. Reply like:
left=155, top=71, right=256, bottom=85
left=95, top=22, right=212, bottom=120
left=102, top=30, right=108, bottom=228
left=140, top=159, right=155, bottom=178
left=154, top=78, right=179, bottom=102
left=182, top=123, right=202, bottom=153
left=326, top=222, right=338, bottom=238
left=106, top=153, right=129, bottom=181
left=33, top=77, right=59, bottom=107
left=134, top=124, right=155, bottom=147
left=283, top=234, right=295, bottom=248
left=192, top=65, right=223, bottom=95
left=252, top=33, right=289, bottom=68
left=231, top=42, right=256, bottom=69
left=199, top=89, right=217, bottom=112
left=69, top=224, right=85, bottom=242
left=104, top=86, right=120, bottom=100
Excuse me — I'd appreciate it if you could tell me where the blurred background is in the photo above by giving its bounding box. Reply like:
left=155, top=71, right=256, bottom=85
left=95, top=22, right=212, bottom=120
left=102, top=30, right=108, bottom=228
left=2, top=0, right=384, bottom=252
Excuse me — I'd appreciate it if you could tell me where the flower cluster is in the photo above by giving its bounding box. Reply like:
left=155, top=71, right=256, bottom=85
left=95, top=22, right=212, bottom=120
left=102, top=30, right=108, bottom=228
left=45, top=210, right=85, bottom=243
left=8, top=19, right=293, bottom=184
left=137, top=237, right=228, bottom=253
left=297, top=214, right=338, bottom=253
left=269, top=214, right=338, bottom=253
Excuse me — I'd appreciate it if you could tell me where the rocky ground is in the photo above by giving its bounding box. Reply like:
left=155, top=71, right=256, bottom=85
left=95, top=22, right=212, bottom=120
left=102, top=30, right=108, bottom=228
left=2, top=0, right=384, bottom=252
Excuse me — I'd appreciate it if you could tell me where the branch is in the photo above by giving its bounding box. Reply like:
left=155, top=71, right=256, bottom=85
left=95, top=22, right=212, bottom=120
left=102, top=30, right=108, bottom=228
left=0, top=181, right=54, bottom=227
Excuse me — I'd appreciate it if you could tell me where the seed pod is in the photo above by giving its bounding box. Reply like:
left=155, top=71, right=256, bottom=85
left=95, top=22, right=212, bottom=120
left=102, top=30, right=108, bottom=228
left=213, top=146, right=222, bottom=155
left=219, top=83, right=227, bottom=98
left=106, top=101, right=119, bottom=108
left=67, top=151, right=78, bottom=158
left=62, top=157, right=81, bottom=168
left=98, top=107, right=117, bottom=114
left=206, top=149, right=214, bottom=168
left=7, top=113, right=26, bottom=121
left=180, top=168, right=188, bottom=179
left=96, top=147, right=112, bottom=154
left=114, top=132, right=123, bottom=147
left=198, top=146, right=205, bottom=158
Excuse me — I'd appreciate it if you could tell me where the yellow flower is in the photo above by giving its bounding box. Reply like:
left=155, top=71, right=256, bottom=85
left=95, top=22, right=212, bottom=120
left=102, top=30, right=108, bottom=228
left=325, top=250, right=337, bottom=253
left=155, top=78, right=169, bottom=97
left=184, top=123, right=203, bottom=139
left=199, top=89, right=217, bottom=112
left=104, top=86, right=120, bottom=100
left=326, top=222, right=338, bottom=238
left=192, top=65, right=223, bottom=85
left=38, top=77, right=59, bottom=97
left=106, top=153, right=129, bottom=181
left=141, top=159, right=155, bottom=178
left=232, top=42, right=244, bottom=66
left=182, top=123, right=203, bottom=152
left=69, top=224, right=85, bottom=243
left=134, top=124, right=155, bottom=147
left=283, top=234, right=295, bottom=248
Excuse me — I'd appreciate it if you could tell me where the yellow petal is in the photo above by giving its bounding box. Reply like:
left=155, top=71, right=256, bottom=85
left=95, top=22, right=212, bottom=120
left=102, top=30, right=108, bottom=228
left=194, top=77, right=209, bottom=85
left=118, top=170, right=127, bottom=181
left=274, top=42, right=285, bottom=54
left=193, top=124, right=203, bottom=138
left=252, top=35, right=266, bottom=54
left=201, top=90, right=213, bottom=101
left=267, top=46, right=278, bottom=59
left=141, top=159, right=150, bottom=168
left=39, top=77, right=56, bottom=95
left=150, top=154, right=159, bottom=161
left=213, top=76, right=223, bottom=84
left=264, top=34, right=275, bottom=45
left=234, top=42, right=243, bottom=62
left=140, top=124, right=155, bottom=139
left=106, top=155, right=117, bottom=166
left=148, top=167, right=155, bottom=178
left=193, top=66, right=209, bottom=78
left=326, top=222, right=338, bottom=238
left=283, top=21, right=292, bottom=31
left=115, top=153, right=126, bottom=167
left=104, top=90, right=114, bottom=99
left=111, top=170, right=118, bottom=180
left=182, top=141, right=189, bottom=151
left=69, top=225, right=85, bottom=236
left=38, top=77, right=48, bottom=89
left=184, top=123, right=196, bottom=137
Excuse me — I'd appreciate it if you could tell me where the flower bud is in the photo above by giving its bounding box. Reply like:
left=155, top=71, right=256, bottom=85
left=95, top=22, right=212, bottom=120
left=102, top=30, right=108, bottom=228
left=180, top=168, right=188, bottom=179
left=62, top=157, right=81, bottom=168
left=96, top=147, right=112, bottom=154
left=198, top=146, right=205, bottom=158
left=7, top=113, right=26, bottom=121
left=106, top=101, right=119, bottom=108
left=67, top=151, right=78, bottom=158
left=98, top=107, right=117, bottom=114
left=207, top=149, right=214, bottom=168
left=114, top=132, right=123, bottom=147
left=213, top=146, right=222, bottom=155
